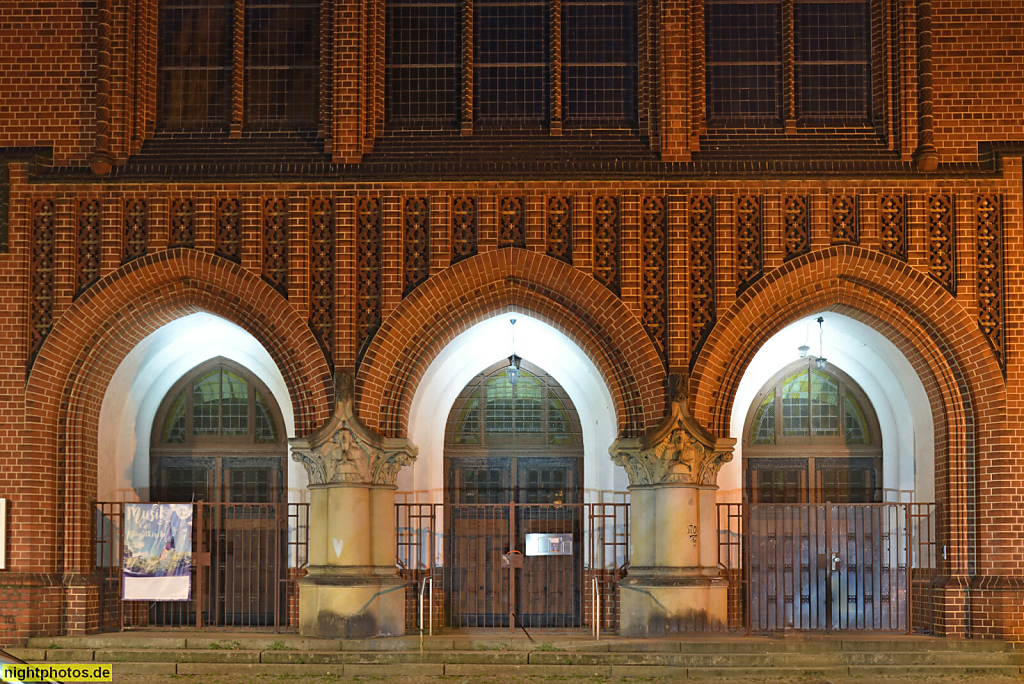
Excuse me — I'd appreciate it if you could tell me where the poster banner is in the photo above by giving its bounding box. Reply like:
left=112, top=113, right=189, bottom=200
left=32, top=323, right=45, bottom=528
left=122, top=503, right=193, bottom=601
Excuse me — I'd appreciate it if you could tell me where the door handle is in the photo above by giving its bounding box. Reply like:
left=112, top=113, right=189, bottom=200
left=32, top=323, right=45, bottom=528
left=830, top=552, right=841, bottom=572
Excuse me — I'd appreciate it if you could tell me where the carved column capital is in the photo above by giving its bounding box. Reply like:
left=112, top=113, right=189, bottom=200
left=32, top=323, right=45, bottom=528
left=610, top=396, right=735, bottom=487
left=290, top=372, right=417, bottom=487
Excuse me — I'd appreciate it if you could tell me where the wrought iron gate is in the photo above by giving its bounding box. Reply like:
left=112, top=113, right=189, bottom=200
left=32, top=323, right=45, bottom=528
left=396, top=502, right=628, bottom=631
left=94, top=501, right=309, bottom=630
left=718, top=502, right=938, bottom=633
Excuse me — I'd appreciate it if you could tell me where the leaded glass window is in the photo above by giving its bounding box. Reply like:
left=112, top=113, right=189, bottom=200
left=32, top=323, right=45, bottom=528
left=446, top=361, right=582, bottom=447
left=743, top=360, right=882, bottom=504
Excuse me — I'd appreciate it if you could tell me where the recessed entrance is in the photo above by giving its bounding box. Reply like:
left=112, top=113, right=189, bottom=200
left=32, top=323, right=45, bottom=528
left=443, top=361, right=584, bottom=628
left=148, top=357, right=289, bottom=627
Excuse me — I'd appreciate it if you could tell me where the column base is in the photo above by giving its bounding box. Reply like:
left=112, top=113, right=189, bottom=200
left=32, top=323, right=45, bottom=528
left=298, top=569, right=407, bottom=638
left=618, top=571, right=728, bottom=637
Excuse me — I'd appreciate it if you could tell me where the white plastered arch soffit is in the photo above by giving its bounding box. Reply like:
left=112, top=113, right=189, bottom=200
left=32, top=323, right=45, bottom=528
left=97, top=313, right=303, bottom=504
left=720, top=313, right=934, bottom=504
left=402, top=314, right=626, bottom=503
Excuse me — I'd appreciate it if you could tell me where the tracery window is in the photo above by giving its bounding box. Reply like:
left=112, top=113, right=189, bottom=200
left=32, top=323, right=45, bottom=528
left=157, top=0, right=319, bottom=131
left=705, top=0, right=874, bottom=126
left=151, top=358, right=286, bottom=503
left=446, top=362, right=582, bottom=448
left=744, top=361, right=881, bottom=503
left=384, top=0, right=637, bottom=129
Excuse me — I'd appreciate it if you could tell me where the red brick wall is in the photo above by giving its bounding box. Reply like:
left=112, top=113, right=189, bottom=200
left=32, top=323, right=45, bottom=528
left=1, top=0, right=1023, bottom=645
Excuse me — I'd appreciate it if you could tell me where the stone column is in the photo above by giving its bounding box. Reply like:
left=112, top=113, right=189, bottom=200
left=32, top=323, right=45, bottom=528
left=610, top=394, right=735, bottom=637
left=290, top=375, right=417, bottom=638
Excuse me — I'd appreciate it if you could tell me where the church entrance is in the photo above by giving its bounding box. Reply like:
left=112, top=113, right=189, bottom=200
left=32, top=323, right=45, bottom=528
left=443, top=361, right=584, bottom=628
left=147, top=357, right=289, bottom=627
left=735, top=359, right=923, bottom=632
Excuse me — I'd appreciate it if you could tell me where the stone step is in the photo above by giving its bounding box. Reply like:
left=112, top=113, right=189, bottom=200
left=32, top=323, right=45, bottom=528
left=27, top=632, right=1016, bottom=653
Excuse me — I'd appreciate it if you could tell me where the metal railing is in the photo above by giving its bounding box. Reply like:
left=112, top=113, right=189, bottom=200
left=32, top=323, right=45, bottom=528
left=396, top=502, right=629, bottom=632
left=717, top=502, right=939, bottom=634
left=94, top=501, right=309, bottom=631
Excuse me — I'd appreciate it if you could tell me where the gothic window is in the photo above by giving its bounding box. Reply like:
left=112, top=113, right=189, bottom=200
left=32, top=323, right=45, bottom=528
left=446, top=361, right=582, bottom=448
left=384, top=0, right=637, bottom=129
left=705, top=0, right=874, bottom=126
left=743, top=360, right=882, bottom=504
left=157, top=0, right=319, bottom=131
left=151, top=358, right=286, bottom=503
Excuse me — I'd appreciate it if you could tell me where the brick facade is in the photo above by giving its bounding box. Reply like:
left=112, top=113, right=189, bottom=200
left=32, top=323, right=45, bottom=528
left=0, top=0, right=1023, bottom=643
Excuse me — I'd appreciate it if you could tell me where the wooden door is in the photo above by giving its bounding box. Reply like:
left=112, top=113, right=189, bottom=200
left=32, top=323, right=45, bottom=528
left=444, top=456, right=581, bottom=628
left=516, top=458, right=581, bottom=627
left=445, top=458, right=512, bottom=627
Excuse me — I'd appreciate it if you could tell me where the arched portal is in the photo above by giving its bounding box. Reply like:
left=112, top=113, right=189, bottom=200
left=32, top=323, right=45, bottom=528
left=443, top=360, right=586, bottom=627
left=400, top=314, right=626, bottom=503
left=98, top=313, right=305, bottom=504
left=719, top=313, right=934, bottom=506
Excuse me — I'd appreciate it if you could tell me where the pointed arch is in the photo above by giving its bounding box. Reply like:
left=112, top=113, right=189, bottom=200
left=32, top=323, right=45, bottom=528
left=356, top=249, right=667, bottom=440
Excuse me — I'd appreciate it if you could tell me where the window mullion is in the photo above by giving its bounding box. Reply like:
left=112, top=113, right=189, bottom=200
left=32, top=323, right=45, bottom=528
left=461, top=0, right=474, bottom=134
left=782, top=0, right=796, bottom=130
left=231, top=0, right=246, bottom=136
left=550, top=0, right=563, bottom=134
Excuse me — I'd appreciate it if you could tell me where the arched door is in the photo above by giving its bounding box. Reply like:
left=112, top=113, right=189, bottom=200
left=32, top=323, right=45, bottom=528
left=741, top=360, right=905, bottom=631
left=444, top=360, right=583, bottom=627
left=150, top=357, right=288, bottom=626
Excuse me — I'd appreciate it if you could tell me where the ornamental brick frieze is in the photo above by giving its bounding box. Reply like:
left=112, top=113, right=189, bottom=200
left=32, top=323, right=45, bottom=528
left=927, top=194, right=956, bottom=296
left=122, top=199, right=149, bottom=263
left=878, top=194, right=907, bottom=261
left=546, top=195, right=573, bottom=264
left=641, top=196, right=667, bottom=364
left=76, top=199, right=101, bottom=294
left=262, top=198, right=289, bottom=298
left=309, top=198, right=335, bottom=365
left=290, top=373, right=417, bottom=487
left=168, top=198, right=196, bottom=248
left=451, top=197, right=478, bottom=264
left=610, top=388, right=735, bottom=487
left=830, top=195, right=859, bottom=245
left=976, top=194, right=1004, bottom=369
left=735, top=195, right=762, bottom=294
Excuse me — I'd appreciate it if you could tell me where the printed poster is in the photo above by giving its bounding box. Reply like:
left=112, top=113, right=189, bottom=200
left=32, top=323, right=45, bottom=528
left=122, top=503, right=193, bottom=601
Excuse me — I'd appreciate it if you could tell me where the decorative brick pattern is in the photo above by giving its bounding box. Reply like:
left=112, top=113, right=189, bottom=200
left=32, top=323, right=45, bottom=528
left=262, top=198, right=289, bottom=298
left=76, top=199, right=101, bottom=294
left=357, top=197, right=383, bottom=361
left=927, top=194, right=956, bottom=296
left=593, top=196, right=621, bottom=295
left=216, top=198, right=242, bottom=262
left=976, top=194, right=1003, bottom=369
left=783, top=195, right=809, bottom=260
left=451, top=197, right=478, bottom=265
left=122, top=199, right=148, bottom=263
left=29, top=198, right=56, bottom=369
left=641, top=196, right=667, bottom=365
left=546, top=196, right=573, bottom=265
left=830, top=194, right=859, bottom=245
left=310, top=198, right=335, bottom=365
left=689, top=195, right=715, bottom=368
left=403, top=197, right=430, bottom=296
left=498, top=196, right=526, bottom=248
left=735, top=195, right=762, bottom=294
left=878, top=194, right=907, bottom=261
left=168, top=198, right=196, bottom=248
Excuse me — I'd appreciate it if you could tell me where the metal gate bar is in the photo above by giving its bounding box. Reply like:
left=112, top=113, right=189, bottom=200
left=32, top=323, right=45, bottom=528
left=396, top=502, right=628, bottom=631
left=718, top=502, right=938, bottom=634
left=93, top=501, right=308, bottom=631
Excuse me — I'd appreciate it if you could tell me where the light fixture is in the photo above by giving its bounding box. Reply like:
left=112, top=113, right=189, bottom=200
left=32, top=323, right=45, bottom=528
left=798, top=319, right=811, bottom=357
left=815, top=316, right=828, bottom=370
left=506, top=318, right=522, bottom=386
